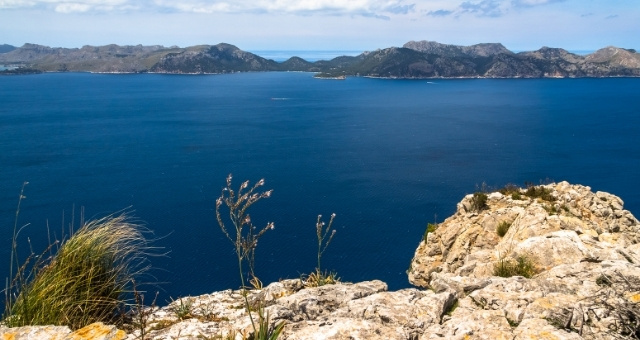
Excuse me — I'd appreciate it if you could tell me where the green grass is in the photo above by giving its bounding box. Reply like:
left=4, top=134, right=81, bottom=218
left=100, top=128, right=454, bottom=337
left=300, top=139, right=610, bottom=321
left=4, top=214, right=150, bottom=329
left=471, top=192, right=488, bottom=211
left=496, top=221, right=512, bottom=237
left=524, top=185, right=556, bottom=202
left=498, top=183, right=520, bottom=195
left=493, top=256, right=538, bottom=279
left=423, top=223, right=438, bottom=242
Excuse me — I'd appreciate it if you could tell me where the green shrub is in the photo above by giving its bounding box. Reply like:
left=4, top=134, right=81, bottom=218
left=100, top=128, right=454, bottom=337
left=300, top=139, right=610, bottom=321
left=493, top=255, right=538, bottom=278
left=5, top=214, right=150, bottom=329
left=471, top=192, right=488, bottom=211
left=512, top=192, right=522, bottom=200
left=543, top=204, right=559, bottom=215
left=524, top=185, right=556, bottom=202
left=170, top=298, right=194, bottom=320
left=499, top=183, right=521, bottom=196
left=496, top=221, right=512, bottom=237
left=423, top=223, right=438, bottom=242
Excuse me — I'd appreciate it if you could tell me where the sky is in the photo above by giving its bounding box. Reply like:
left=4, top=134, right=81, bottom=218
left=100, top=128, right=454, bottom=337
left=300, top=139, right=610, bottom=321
left=0, top=0, right=638, bottom=52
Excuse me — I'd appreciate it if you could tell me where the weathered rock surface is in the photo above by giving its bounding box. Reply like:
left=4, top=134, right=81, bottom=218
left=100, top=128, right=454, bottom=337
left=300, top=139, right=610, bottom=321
left=410, top=181, right=640, bottom=339
left=2, top=182, right=638, bottom=339
left=0, top=322, right=126, bottom=340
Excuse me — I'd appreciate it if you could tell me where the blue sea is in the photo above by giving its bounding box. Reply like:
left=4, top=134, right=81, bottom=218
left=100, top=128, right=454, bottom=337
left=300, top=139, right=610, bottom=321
left=1, top=72, right=639, bottom=303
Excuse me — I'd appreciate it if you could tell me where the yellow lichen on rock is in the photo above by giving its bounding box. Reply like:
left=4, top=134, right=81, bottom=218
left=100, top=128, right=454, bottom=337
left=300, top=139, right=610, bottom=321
left=68, top=323, right=126, bottom=340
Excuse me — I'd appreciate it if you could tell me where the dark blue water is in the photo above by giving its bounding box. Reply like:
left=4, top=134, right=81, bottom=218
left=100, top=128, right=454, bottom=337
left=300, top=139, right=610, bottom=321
left=1, top=73, right=639, bottom=303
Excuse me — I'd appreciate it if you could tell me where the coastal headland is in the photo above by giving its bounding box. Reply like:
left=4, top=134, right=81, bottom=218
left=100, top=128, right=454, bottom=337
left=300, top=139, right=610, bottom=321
left=1, top=41, right=639, bottom=78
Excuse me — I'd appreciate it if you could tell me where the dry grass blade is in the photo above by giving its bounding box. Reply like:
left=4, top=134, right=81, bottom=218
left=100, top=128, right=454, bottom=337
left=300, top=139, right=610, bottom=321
left=5, top=213, right=152, bottom=329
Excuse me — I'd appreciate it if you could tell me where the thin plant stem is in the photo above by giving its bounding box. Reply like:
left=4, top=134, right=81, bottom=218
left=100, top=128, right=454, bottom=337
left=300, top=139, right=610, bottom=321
left=316, top=213, right=336, bottom=272
left=6, top=181, right=28, bottom=318
left=215, top=174, right=275, bottom=337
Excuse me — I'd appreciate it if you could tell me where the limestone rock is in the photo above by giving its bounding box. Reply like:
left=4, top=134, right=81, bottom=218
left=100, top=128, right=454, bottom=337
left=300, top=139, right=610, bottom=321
left=409, top=182, right=640, bottom=340
left=409, top=182, right=639, bottom=285
left=0, top=322, right=125, bottom=340
left=0, top=325, right=70, bottom=340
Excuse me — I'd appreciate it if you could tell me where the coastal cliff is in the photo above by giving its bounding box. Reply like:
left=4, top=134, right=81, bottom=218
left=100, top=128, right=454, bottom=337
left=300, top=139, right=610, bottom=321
left=1, top=182, right=638, bottom=339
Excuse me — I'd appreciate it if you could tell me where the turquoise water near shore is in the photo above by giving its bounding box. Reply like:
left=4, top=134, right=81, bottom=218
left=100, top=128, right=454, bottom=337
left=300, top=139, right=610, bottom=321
left=1, top=73, right=639, bottom=301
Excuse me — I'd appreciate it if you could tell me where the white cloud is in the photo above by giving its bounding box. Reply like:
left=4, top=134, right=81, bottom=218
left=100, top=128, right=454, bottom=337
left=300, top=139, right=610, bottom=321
left=511, top=0, right=565, bottom=7
left=1, top=0, right=133, bottom=11
left=154, top=0, right=415, bottom=17
left=0, top=0, right=36, bottom=8
left=0, top=0, right=415, bottom=16
left=426, top=0, right=508, bottom=17
left=55, top=2, right=91, bottom=12
left=425, top=0, right=567, bottom=18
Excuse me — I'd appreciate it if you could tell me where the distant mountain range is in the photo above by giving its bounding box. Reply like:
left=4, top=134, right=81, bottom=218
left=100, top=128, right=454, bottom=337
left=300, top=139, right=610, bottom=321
left=1, top=41, right=639, bottom=78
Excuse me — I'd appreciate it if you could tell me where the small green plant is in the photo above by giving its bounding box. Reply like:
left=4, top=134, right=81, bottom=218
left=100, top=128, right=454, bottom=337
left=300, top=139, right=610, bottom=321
left=496, top=221, right=512, bottom=237
left=303, top=268, right=340, bottom=288
left=215, top=174, right=276, bottom=336
left=315, top=213, right=336, bottom=275
left=423, top=223, right=438, bottom=242
left=249, top=307, right=285, bottom=340
left=543, top=204, right=559, bottom=215
left=499, top=183, right=521, bottom=196
left=471, top=192, right=488, bottom=211
left=303, top=214, right=339, bottom=288
left=127, top=281, right=159, bottom=340
left=170, top=297, right=194, bottom=320
left=512, top=192, right=522, bottom=200
left=493, top=255, right=538, bottom=278
left=524, top=185, right=556, bottom=202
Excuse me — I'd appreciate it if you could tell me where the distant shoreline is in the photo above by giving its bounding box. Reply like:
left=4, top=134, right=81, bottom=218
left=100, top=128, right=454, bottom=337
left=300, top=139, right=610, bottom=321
left=1, top=41, right=638, bottom=78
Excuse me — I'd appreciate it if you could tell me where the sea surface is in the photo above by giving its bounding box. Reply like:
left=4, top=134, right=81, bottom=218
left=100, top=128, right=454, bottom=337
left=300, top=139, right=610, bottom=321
left=1, top=72, right=639, bottom=303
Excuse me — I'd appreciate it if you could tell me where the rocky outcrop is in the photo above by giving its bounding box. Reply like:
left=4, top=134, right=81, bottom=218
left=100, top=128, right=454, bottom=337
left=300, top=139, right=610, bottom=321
left=116, top=279, right=456, bottom=340
left=403, top=40, right=513, bottom=58
left=1, top=182, right=638, bottom=339
left=409, top=181, right=640, bottom=339
left=149, top=43, right=279, bottom=74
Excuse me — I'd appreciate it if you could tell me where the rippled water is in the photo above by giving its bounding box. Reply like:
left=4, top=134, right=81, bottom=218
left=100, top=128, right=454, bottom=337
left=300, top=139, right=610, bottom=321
left=1, top=73, right=639, bottom=301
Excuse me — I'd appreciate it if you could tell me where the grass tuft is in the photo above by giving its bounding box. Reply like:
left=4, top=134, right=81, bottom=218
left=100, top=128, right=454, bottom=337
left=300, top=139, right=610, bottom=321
left=5, top=214, right=151, bottom=329
left=496, top=221, right=512, bottom=237
left=524, top=185, right=556, bottom=202
left=471, top=192, right=488, bottom=211
left=493, top=255, right=538, bottom=279
left=302, top=268, right=340, bottom=288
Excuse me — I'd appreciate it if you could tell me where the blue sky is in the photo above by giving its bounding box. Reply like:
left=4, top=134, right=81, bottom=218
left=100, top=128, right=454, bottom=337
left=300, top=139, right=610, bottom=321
left=1, top=0, right=638, bottom=52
